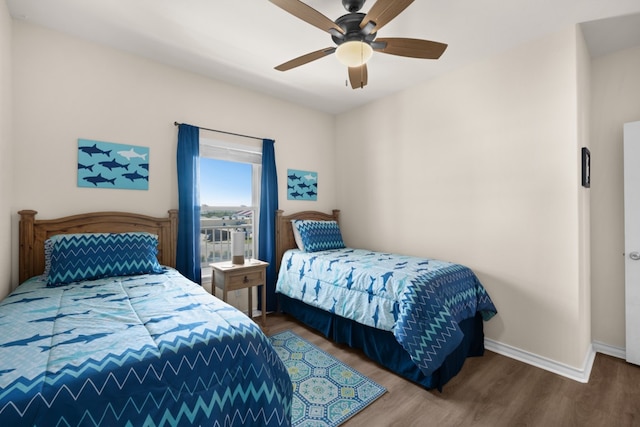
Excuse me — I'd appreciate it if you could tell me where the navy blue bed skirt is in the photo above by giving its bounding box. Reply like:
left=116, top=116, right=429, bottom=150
left=278, top=294, right=485, bottom=391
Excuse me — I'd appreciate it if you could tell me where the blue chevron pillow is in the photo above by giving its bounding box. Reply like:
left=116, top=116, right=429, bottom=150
left=292, top=220, right=345, bottom=253
left=46, top=232, right=164, bottom=286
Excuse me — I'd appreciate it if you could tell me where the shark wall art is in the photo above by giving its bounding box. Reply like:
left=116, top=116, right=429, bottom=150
left=287, top=169, right=317, bottom=201
left=77, top=139, right=149, bottom=190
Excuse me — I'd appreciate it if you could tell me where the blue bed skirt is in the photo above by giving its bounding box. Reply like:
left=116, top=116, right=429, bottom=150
left=278, top=294, right=485, bottom=391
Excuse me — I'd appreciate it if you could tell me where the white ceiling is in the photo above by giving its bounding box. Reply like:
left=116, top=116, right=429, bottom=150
left=7, top=0, right=640, bottom=114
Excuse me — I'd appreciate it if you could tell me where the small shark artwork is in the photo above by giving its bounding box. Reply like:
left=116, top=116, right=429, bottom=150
left=392, top=302, right=400, bottom=322
left=39, top=332, right=112, bottom=351
left=0, top=329, right=74, bottom=348
left=176, top=303, right=202, bottom=312
left=345, top=267, right=356, bottom=290
left=122, top=171, right=148, bottom=182
left=367, top=276, right=376, bottom=303
left=330, top=297, right=338, bottom=314
left=308, top=255, right=318, bottom=271
left=287, top=169, right=318, bottom=200
left=79, top=144, right=111, bottom=157
left=394, top=262, right=408, bottom=270
left=78, top=139, right=150, bottom=190
left=77, top=163, right=94, bottom=172
left=152, top=321, right=207, bottom=338
left=99, top=158, right=129, bottom=171
left=30, top=310, right=91, bottom=323
left=145, top=315, right=173, bottom=325
left=83, top=173, right=116, bottom=186
left=72, top=293, right=117, bottom=301
left=299, top=261, right=306, bottom=280
left=2, top=296, right=48, bottom=306
left=314, top=280, right=322, bottom=301
left=117, top=148, right=148, bottom=161
left=371, top=305, right=380, bottom=327
left=380, top=272, right=393, bottom=292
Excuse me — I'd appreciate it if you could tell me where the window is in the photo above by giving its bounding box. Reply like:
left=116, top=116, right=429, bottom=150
left=199, top=138, right=262, bottom=276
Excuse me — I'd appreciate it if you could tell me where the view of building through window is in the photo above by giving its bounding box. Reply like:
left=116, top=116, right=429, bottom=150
left=200, top=158, right=255, bottom=268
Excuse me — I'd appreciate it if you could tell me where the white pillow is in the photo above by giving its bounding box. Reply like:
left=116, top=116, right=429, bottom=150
left=291, top=220, right=305, bottom=251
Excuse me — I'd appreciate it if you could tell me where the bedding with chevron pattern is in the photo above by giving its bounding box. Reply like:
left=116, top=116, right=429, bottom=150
left=276, top=248, right=497, bottom=377
left=0, top=268, right=292, bottom=427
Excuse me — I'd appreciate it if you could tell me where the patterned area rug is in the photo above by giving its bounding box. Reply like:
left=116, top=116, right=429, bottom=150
left=269, top=330, right=386, bottom=427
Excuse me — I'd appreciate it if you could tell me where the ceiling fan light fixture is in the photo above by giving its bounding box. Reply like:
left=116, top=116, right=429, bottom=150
left=335, top=41, right=373, bottom=67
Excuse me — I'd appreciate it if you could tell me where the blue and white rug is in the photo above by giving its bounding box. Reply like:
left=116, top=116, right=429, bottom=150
left=270, top=330, right=386, bottom=427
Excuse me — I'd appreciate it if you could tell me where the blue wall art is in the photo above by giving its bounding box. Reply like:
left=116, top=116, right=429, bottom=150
left=77, top=139, right=149, bottom=190
left=287, top=169, right=317, bottom=201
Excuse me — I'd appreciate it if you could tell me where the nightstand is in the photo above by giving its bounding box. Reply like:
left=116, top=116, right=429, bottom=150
left=209, top=259, right=269, bottom=326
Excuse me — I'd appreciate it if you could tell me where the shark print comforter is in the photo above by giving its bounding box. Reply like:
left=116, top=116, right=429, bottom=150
left=276, top=248, right=497, bottom=377
left=0, top=268, right=292, bottom=427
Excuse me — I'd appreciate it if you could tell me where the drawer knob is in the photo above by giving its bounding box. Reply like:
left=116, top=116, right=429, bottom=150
left=243, top=276, right=249, bottom=283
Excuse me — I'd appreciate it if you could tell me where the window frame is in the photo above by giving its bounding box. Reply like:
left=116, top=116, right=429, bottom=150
left=199, top=137, right=263, bottom=272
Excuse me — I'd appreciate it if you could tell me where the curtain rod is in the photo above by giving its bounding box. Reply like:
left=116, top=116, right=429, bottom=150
left=174, top=121, right=270, bottom=142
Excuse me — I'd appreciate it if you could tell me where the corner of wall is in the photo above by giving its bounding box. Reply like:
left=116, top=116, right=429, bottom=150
left=0, top=1, right=14, bottom=299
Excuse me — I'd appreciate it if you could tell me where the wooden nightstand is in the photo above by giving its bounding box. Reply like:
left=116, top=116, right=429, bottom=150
left=210, top=259, right=269, bottom=326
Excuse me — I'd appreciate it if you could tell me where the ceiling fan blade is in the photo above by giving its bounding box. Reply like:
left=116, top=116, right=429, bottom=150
left=360, top=0, right=414, bottom=33
left=374, top=37, right=447, bottom=59
left=348, top=64, right=368, bottom=89
left=270, top=0, right=344, bottom=35
left=275, top=47, right=336, bottom=71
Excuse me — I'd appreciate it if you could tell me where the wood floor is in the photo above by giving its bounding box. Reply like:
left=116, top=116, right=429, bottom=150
left=263, top=313, right=640, bottom=427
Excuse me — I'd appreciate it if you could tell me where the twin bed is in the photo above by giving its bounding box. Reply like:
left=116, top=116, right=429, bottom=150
left=1, top=210, right=292, bottom=427
left=274, top=209, right=497, bottom=391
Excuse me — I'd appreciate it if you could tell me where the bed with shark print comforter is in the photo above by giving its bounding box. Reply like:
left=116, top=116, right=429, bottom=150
left=0, top=268, right=292, bottom=427
left=276, top=248, right=497, bottom=390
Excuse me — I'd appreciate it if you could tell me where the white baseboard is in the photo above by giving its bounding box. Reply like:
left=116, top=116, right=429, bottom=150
left=484, top=338, right=597, bottom=383
left=592, top=340, right=626, bottom=359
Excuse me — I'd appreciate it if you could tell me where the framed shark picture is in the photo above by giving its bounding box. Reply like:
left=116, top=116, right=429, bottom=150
left=287, top=169, right=317, bottom=200
left=77, top=139, right=149, bottom=190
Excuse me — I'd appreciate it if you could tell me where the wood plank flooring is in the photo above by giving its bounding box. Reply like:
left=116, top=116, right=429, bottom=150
left=263, top=313, right=640, bottom=427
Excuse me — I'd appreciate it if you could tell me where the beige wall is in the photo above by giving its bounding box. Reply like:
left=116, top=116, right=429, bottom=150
left=11, top=22, right=336, bottom=287
left=335, top=28, right=591, bottom=369
left=0, top=2, right=12, bottom=299
left=9, top=14, right=640, bottom=373
left=591, top=45, right=640, bottom=349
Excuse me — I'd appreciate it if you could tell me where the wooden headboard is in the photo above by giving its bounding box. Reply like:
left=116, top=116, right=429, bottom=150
left=18, top=210, right=178, bottom=283
left=274, top=209, right=340, bottom=274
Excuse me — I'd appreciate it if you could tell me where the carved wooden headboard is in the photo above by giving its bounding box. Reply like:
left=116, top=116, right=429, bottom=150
left=18, top=210, right=178, bottom=283
left=274, top=209, right=340, bottom=273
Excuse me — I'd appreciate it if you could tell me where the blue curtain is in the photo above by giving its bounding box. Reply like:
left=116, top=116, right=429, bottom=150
left=176, top=124, right=201, bottom=284
left=258, top=139, right=278, bottom=312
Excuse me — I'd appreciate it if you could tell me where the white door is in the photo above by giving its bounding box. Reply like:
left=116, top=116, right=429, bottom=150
left=623, top=120, right=640, bottom=365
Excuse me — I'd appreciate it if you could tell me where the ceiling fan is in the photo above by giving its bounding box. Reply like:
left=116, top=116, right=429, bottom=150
left=269, top=0, right=447, bottom=89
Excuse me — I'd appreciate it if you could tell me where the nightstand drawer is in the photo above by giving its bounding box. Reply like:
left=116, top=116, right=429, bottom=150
left=225, top=270, right=265, bottom=290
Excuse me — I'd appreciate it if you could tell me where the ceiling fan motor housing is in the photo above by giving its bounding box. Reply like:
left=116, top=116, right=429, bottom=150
left=332, top=13, right=377, bottom=45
